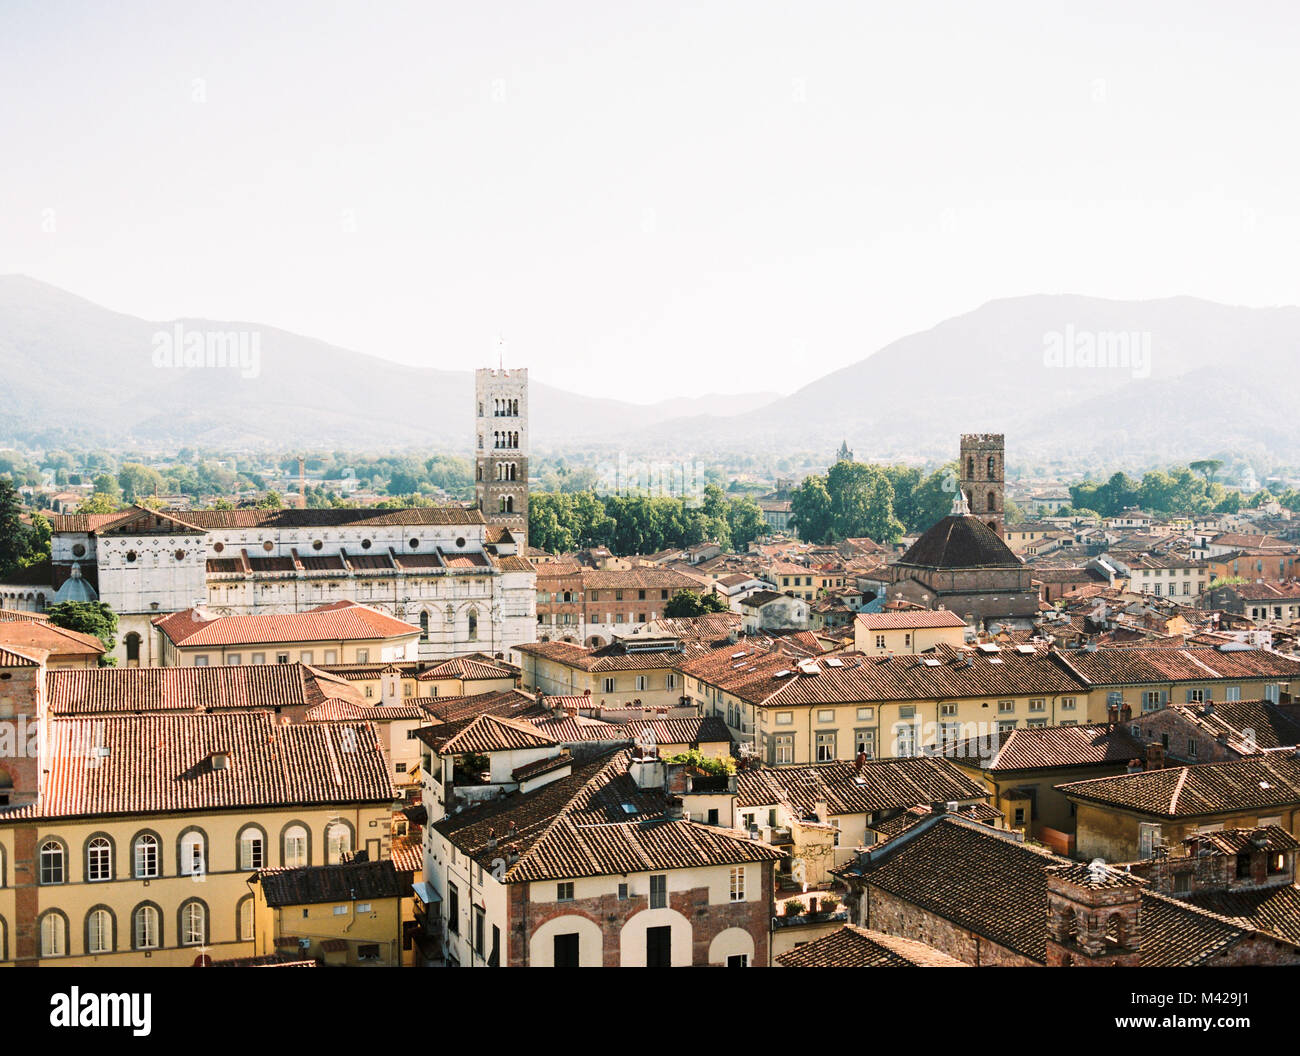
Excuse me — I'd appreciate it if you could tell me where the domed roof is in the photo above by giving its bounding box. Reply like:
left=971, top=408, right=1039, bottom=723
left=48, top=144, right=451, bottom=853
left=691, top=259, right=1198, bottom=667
left=53, top=563, right=99, bottom=604
left=897, top=514, right=1021, bottom=570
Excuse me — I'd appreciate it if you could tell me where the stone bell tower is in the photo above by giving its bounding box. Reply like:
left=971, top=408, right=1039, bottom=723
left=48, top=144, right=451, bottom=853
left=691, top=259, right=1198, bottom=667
left=475, top=366, right=529, bottom=549
left=960, top=433, right=1004, bottom=537
left=1045, top=860, right=1144, bottom=967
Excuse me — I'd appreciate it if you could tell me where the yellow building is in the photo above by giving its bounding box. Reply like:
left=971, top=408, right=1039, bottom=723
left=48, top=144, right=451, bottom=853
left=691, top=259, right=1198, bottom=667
left=153, top=600, right=421, bottom=667
left=0, top=615, right=105, bottom=668
left=515, top=638, right=687, bottom=711
left=248, top=859, right=407, bottom=966
left=853, top=610, right=968, bottom=656
left=1059, top=753, right=1300, bottom=862
left=0, top=655, right=396, bottom=966
left=683, top=641, right=1091, bottom=765
left=317, top=654, right=518, bottom=704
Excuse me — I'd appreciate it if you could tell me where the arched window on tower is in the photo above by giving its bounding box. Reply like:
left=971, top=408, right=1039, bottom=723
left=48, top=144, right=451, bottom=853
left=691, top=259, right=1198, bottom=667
left=419, top=611, right=429, bottom=642
left=505, top=495, right=514, bottom=514
left=967, top=456, right=974, bottom=478
left=467, top=609, right=478, bottom=641
left=988, top=490, right=997, bottom=512
left=987, top=455, right=997, bottom=478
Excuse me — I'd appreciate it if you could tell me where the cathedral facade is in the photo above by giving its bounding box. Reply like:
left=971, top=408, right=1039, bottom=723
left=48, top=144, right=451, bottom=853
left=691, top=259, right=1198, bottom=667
left=46, top=365, right=538, bottom=666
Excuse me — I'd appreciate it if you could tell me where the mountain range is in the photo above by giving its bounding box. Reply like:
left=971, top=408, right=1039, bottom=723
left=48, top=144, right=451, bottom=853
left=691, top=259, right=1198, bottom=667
left=2, top=275, right=1297, bottom=466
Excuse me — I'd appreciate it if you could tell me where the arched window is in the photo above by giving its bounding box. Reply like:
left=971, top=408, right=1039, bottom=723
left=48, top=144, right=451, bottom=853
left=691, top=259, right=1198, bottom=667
left=987, top=491, right=997, bottom=512
left=39, top=839, right=65, bottom=885
left=419, top=611, right=429, bottom=641
left=124, top=632, right=141, bottom=664
left=987, top=455, right=997, bottom=478
left=179, top=829, right=206, bottom=877
left=238, top=896, right=255, bottom=942
left=133, top=833, right=160, bottom=878
left=467, top=608, right=479, bottom=642
left=325, top=821, right=353, bottom=864
left=133, top=904, right=160, bottom=950
left=283, top=824, right=309, bottom=868
left=967, top=456, right=974, bottom=478
left=86, top=835, right=113, bottom=882
left=505, top=495, right=514, bottom=514
left=180, top=900, right=207, bottom=946
left=39, top=911, right=67, bottom=958
left=237, top=825, right=266, bottom=870
left=86, top=907, right=114, bottom=955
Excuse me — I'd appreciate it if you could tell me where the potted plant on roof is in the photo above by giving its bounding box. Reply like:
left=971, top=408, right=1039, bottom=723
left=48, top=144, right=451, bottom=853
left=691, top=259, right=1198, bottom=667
left=816, top=893, right=840, bottom=915
left=784, top=898, right=806, bottom=918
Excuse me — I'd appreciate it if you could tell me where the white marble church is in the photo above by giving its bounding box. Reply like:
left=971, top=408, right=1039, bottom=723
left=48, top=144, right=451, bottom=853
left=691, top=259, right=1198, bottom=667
left=39, top=365, right=537, bottom=666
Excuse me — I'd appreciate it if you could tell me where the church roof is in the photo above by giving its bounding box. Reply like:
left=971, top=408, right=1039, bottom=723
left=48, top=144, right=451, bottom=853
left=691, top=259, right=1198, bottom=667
left=897, top=515, right=1022, bottom=570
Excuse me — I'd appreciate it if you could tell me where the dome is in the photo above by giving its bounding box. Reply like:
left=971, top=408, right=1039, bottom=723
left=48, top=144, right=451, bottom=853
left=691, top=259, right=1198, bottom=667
left=896, top=514, right=1022, bottom=570
left=53, top=562, right=99, bottom=604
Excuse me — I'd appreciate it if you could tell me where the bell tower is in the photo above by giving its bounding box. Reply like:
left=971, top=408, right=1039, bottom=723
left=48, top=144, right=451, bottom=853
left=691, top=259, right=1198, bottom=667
left=960, top=433, right=1004, bottom=537
left=475, top=366, right=529, bottom=549
left=1045, top=860, right=1144, bottom=967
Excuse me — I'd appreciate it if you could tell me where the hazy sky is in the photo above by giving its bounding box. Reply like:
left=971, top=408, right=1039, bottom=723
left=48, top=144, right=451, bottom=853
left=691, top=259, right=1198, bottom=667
left=2, top=2, right=1297, bottom=402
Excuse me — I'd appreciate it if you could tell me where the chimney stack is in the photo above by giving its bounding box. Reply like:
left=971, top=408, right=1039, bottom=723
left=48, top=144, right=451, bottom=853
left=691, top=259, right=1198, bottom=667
left=855, top=749, right=867, bottom=775
left=1120, top=704, right=1133, bottom=723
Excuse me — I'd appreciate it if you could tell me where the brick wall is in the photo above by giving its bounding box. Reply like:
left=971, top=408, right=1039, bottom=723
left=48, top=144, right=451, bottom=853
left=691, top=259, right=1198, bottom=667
left=859, top=886, right=1039, bottom=967
left=506, top=866, right=772, bottom=967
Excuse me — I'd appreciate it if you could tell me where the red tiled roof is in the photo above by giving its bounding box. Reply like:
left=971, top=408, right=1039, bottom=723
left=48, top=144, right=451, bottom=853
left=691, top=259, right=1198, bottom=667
left=154, top=601, right=419, bottom=647
left=1057, top=753, right=1300, bottom=818
left=775, top=925, right=969, bottom=967
left=6, top=712, right=394, bottom=819
left=45, top=662, right=355, bottom=715
left=434, top=750, right=782, bottom=884
left=855, top=610, right=968, bottom=630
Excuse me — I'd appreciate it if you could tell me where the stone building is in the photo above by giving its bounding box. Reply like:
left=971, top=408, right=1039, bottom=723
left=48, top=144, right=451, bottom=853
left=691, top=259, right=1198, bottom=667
left=960, top=433, right=1005, bottom=537
left=421, top=743, right=782, bottom=967
left=475, top=366, right=529, bottom=549
left=885, top=495, right=1038, bottom=628
left=45, top=505, right=536, bottom=666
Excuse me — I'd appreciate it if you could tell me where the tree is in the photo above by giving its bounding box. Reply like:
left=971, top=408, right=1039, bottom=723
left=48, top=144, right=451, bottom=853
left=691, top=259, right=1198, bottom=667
left=118, top=462, right=164, bottom=503
left=22, top=512, right=51, bottom=569
left=77, top=491, right=123, bottom=515
left=92, top=473, right=123, bottom=504
left=790, top=476, right=833, bottom=543
left=0, top=477, right=30, bottom=576
left=663, top=589, right=728, bottom=618
left=1189, top=459, right=1224, bottom=484
left=825, top=461, right=904, bottom=543
left=726, top=497, right=766, bottom=550
left=46, top=601, right=118, bottom=658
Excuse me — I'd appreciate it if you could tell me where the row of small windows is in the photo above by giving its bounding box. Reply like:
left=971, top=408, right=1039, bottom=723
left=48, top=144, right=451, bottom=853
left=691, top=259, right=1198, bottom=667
left=30, top=823, right=353, bottom=885
left=488, top=398, right=519, bottom=417
left=492, top=431, right=520, bottom=449
left=29, top=898, right=246, bottom=958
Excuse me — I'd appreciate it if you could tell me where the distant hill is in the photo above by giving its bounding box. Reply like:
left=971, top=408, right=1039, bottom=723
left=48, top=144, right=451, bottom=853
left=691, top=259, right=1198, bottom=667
left=0, top=275, right=777, bottom=451
left=3, top=278, right=1297, bottom=465
left=622, top=294, right=1300, bottom=465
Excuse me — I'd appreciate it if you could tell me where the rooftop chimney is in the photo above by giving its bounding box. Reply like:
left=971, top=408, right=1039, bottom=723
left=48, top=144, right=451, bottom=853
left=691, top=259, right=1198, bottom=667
left=854, top=749, right=867, bottom=775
